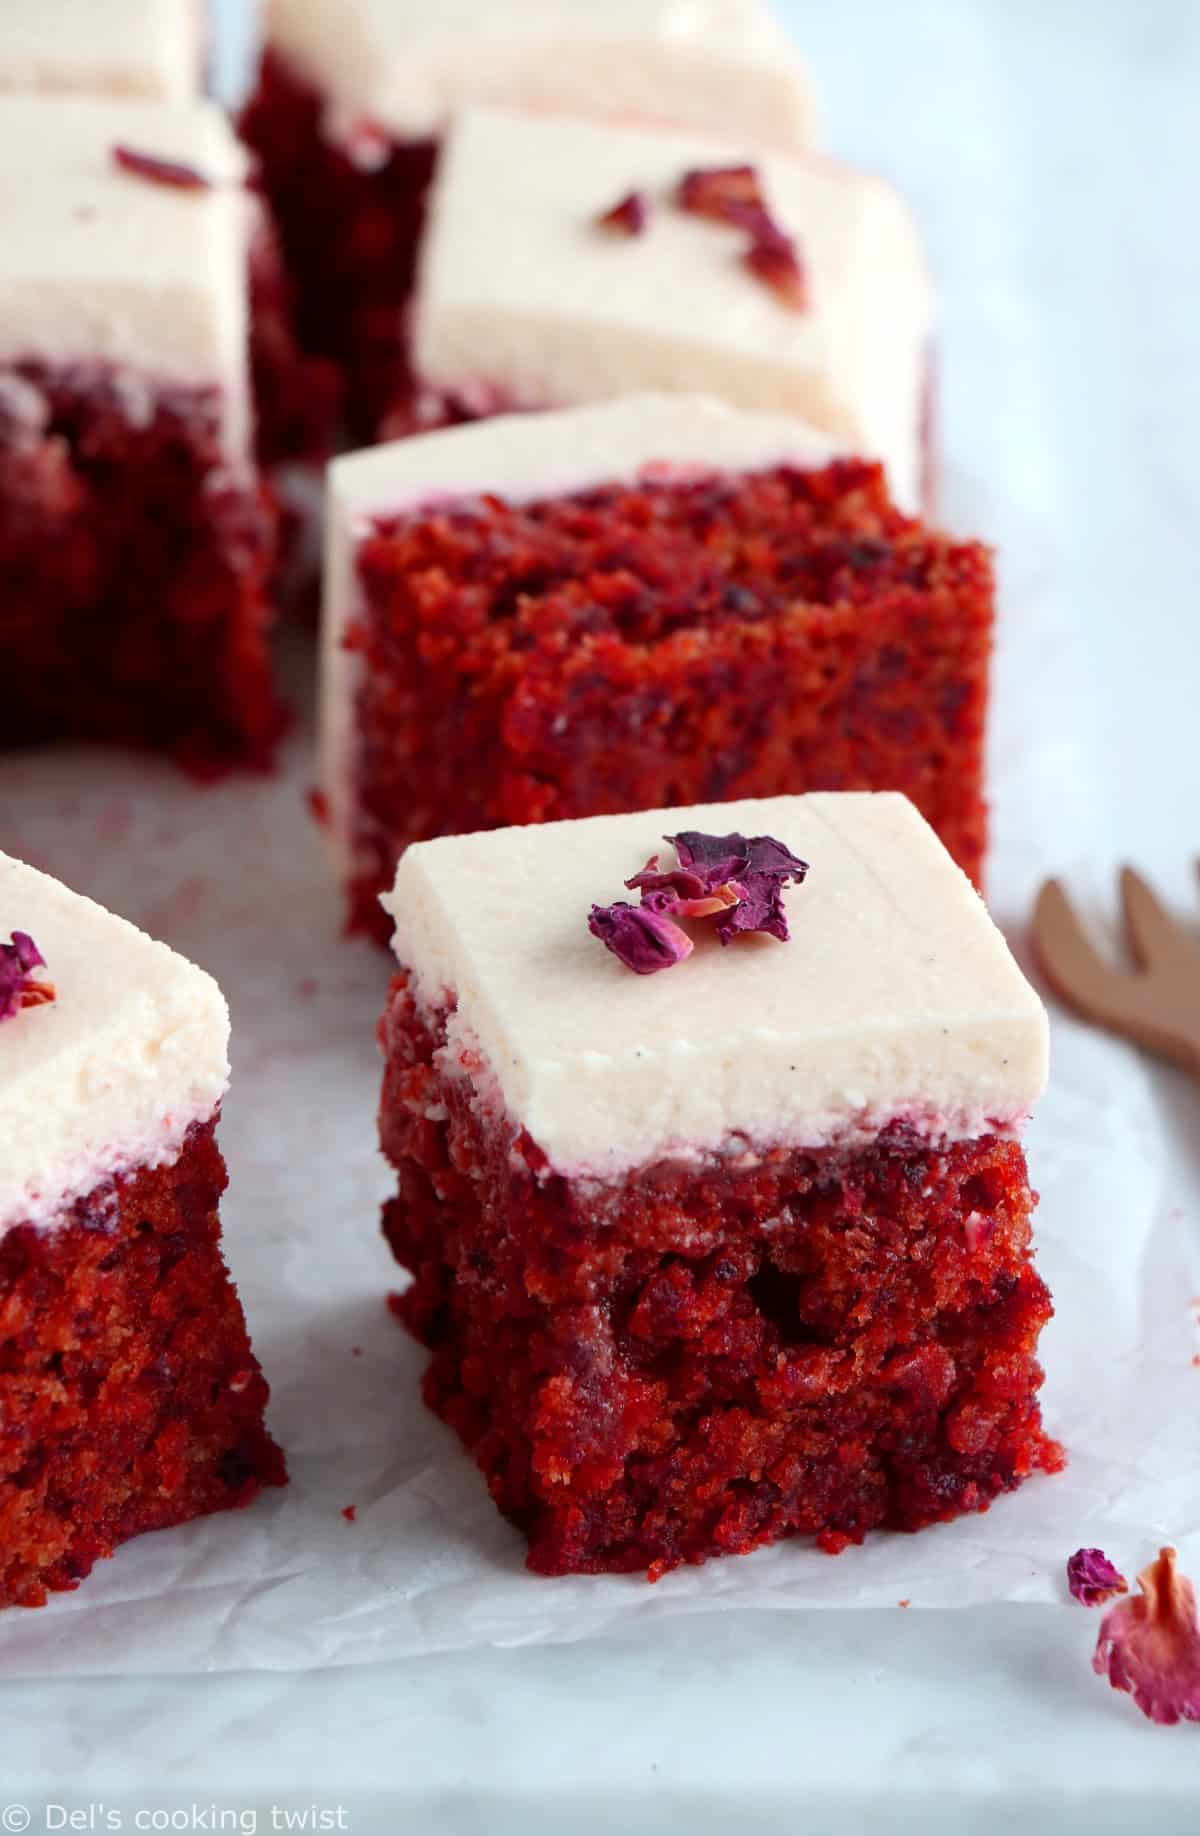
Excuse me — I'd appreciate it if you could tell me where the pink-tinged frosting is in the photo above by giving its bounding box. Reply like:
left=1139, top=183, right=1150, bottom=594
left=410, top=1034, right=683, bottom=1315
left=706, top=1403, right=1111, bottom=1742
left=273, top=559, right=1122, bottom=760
left=0, top=853, right=229, bottom=1237
left=380, top=792, right=1048, bottom=1182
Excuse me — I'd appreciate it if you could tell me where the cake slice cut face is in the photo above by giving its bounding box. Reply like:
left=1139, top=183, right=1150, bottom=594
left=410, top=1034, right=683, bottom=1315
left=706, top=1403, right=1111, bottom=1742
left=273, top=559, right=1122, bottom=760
left=0, top=0, right=203, bottom=102
left=377, top=792, right=1060, bottom=1577
left=240, top=0, right=814, bottom=447
left=0, top=97, right=282, bottom=771
left=0, top=853, right=285, bottom=1610
left=322, top=395, right=991, bottom=937
left=412, top=110, right=935, bottom=512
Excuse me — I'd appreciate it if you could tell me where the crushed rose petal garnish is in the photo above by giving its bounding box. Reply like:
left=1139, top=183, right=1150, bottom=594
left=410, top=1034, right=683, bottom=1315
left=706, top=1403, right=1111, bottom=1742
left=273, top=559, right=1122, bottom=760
left=596, top=190, right=650, bottom=236
left=1068, top=1547, right=1128, bottom=1607
left=625, top=852, right=747, bottom=920
left=592, top=832, right=809, bottom=971
left=677, top=163, right=766, bottom=223
left=112, top=144, right=211, bottom=190
left=0, top=931, right=53, bottom=1022
left=1093, top=1546, right=1200, bottom=1725
left=588, top=901, right=693, bottom=975
left=669, top=831, right=809, bottom=943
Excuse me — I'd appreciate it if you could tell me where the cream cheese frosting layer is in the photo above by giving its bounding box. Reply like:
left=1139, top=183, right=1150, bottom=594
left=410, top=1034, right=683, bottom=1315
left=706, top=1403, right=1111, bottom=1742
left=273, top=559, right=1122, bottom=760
left=267, top=0, right=813, bottom=151
left=383, top=793, right=1049, bottom=1182
left=0, top=0, right=201, bottom=101
left=414, top=109, right=934, bottom=514
left=0, top=99, right=251, bottom=454
left=321, top=394, right=842, bottom=882
left=0, top=853, right=230, bottom=1237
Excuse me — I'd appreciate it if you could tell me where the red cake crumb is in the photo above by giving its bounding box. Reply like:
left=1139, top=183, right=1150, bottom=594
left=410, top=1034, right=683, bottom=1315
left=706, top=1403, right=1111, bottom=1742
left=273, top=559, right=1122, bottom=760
left=0, top=1118, right=285, bottom=1609
left=240, top=51, right=435, bottom=447
left=346, top=458, right=991, bottom=938
left=341, top=1504, right=357, bottom=1522
left=0, top=363, right=282, bottom=775
left=377, top=976, right=1060, bottom=1579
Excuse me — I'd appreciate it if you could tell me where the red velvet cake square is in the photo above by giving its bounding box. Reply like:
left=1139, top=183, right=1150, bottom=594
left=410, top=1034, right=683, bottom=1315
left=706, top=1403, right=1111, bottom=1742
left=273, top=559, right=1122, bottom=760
left=240, top=0, right=814, bottom=449
left=0, top=98, right=284, bottom=774
left=0, top=852, right=285, bottom=1610
left=321, top=397, right=992, bottom=940
left=377, top=792, right=1060, bottom=1577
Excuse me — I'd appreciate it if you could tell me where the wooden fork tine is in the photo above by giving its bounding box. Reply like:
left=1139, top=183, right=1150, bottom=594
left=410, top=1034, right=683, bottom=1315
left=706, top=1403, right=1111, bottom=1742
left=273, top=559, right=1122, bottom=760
left=1032, top=876, right=1200, bottom=1076
left=1119, top=866, right=1189, bottom=971
left=1032, top=879, right=1126, bottom=1016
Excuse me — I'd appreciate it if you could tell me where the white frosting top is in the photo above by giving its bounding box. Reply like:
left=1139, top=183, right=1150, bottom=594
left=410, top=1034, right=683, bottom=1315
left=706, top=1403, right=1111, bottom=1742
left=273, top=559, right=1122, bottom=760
left=383, top=793, right=1048, bottom=1181
left=0, top=99, right=251, bottom=453
left=0, top=853, right=230, bottom=1237
left=267, top=0, right=812, bottom=151
left=0, top=0, right=200, bottom=101
left=322, top=394, right=841, bottom=881
left=414, top=109, right=934, bottom=513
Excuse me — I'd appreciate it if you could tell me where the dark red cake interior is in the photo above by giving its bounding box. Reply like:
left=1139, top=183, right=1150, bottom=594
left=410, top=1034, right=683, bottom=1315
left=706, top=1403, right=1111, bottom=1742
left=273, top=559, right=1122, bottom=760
left=379, top=977, right=1061, bottom=1579
left=241, top=50, right=435, bottom=448
left=347, top=457, right=991, bottom=937
left=0, top=1118, right=285, bottom=1609
left=0, top=362, right=282, bottom=776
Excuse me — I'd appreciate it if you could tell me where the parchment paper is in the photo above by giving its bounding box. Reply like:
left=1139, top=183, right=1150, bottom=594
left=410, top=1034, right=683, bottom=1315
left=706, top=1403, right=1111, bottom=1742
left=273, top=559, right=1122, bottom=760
left=0, top=462, right=1195, bottom=1680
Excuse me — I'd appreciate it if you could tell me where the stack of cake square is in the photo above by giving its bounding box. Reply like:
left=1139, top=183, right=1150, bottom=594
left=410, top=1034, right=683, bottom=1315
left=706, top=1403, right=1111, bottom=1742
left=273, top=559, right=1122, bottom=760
left=0, top=0, right=1063, bottom=1613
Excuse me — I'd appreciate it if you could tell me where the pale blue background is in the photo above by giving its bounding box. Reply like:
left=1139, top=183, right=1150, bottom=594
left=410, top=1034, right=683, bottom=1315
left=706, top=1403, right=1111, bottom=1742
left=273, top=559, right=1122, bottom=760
left=3, top=3, right=1200, bottom=1829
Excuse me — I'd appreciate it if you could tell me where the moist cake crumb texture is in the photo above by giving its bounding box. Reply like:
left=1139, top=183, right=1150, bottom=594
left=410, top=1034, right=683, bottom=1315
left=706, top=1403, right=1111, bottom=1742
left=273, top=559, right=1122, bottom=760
left=0, top=98, right=284, bottom=772
left=0, top=853, right=284, bottom=1608
left=376, top=793, right=1058, bottom=1577
left=331, top=410, right=990, bottom=938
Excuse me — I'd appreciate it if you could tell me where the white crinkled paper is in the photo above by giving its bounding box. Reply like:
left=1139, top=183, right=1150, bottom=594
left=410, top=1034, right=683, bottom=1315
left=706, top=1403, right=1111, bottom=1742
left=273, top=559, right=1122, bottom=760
left=0, top=459, right=1196, bottom=1679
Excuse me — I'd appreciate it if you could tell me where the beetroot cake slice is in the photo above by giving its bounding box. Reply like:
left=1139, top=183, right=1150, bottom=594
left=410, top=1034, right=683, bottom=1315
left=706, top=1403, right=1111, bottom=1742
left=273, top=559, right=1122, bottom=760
left=0, top=97, right=283, bottom=774
left=0, top=852, right=284, bottom=1610
left=377, top=791, right=1061, bottom=1579
left=321, top=397, right=992, bottom=939
left=240, top=0, right=813, bottom=451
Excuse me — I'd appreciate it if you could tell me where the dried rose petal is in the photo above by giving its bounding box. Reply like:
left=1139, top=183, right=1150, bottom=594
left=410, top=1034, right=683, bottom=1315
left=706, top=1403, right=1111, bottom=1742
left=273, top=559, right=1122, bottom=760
left=1068, top=1547, right=1128, bottom=1607
left=589, top=901, right=693, bottom=975
left=744, top=233, right=808, bottom=311
left=669, top=831, right=809, bottom=943
left=1093, top=1546, right=1200, bottom=1725
left=626, top=853, right=747, bottom=920
left=0, top=931, right=53, bottom=1022
left=596, top=190, right=650, bottom=237
left=677, top=164, right=765, bottom=224
left=112, top=144, right=211, bottom=190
